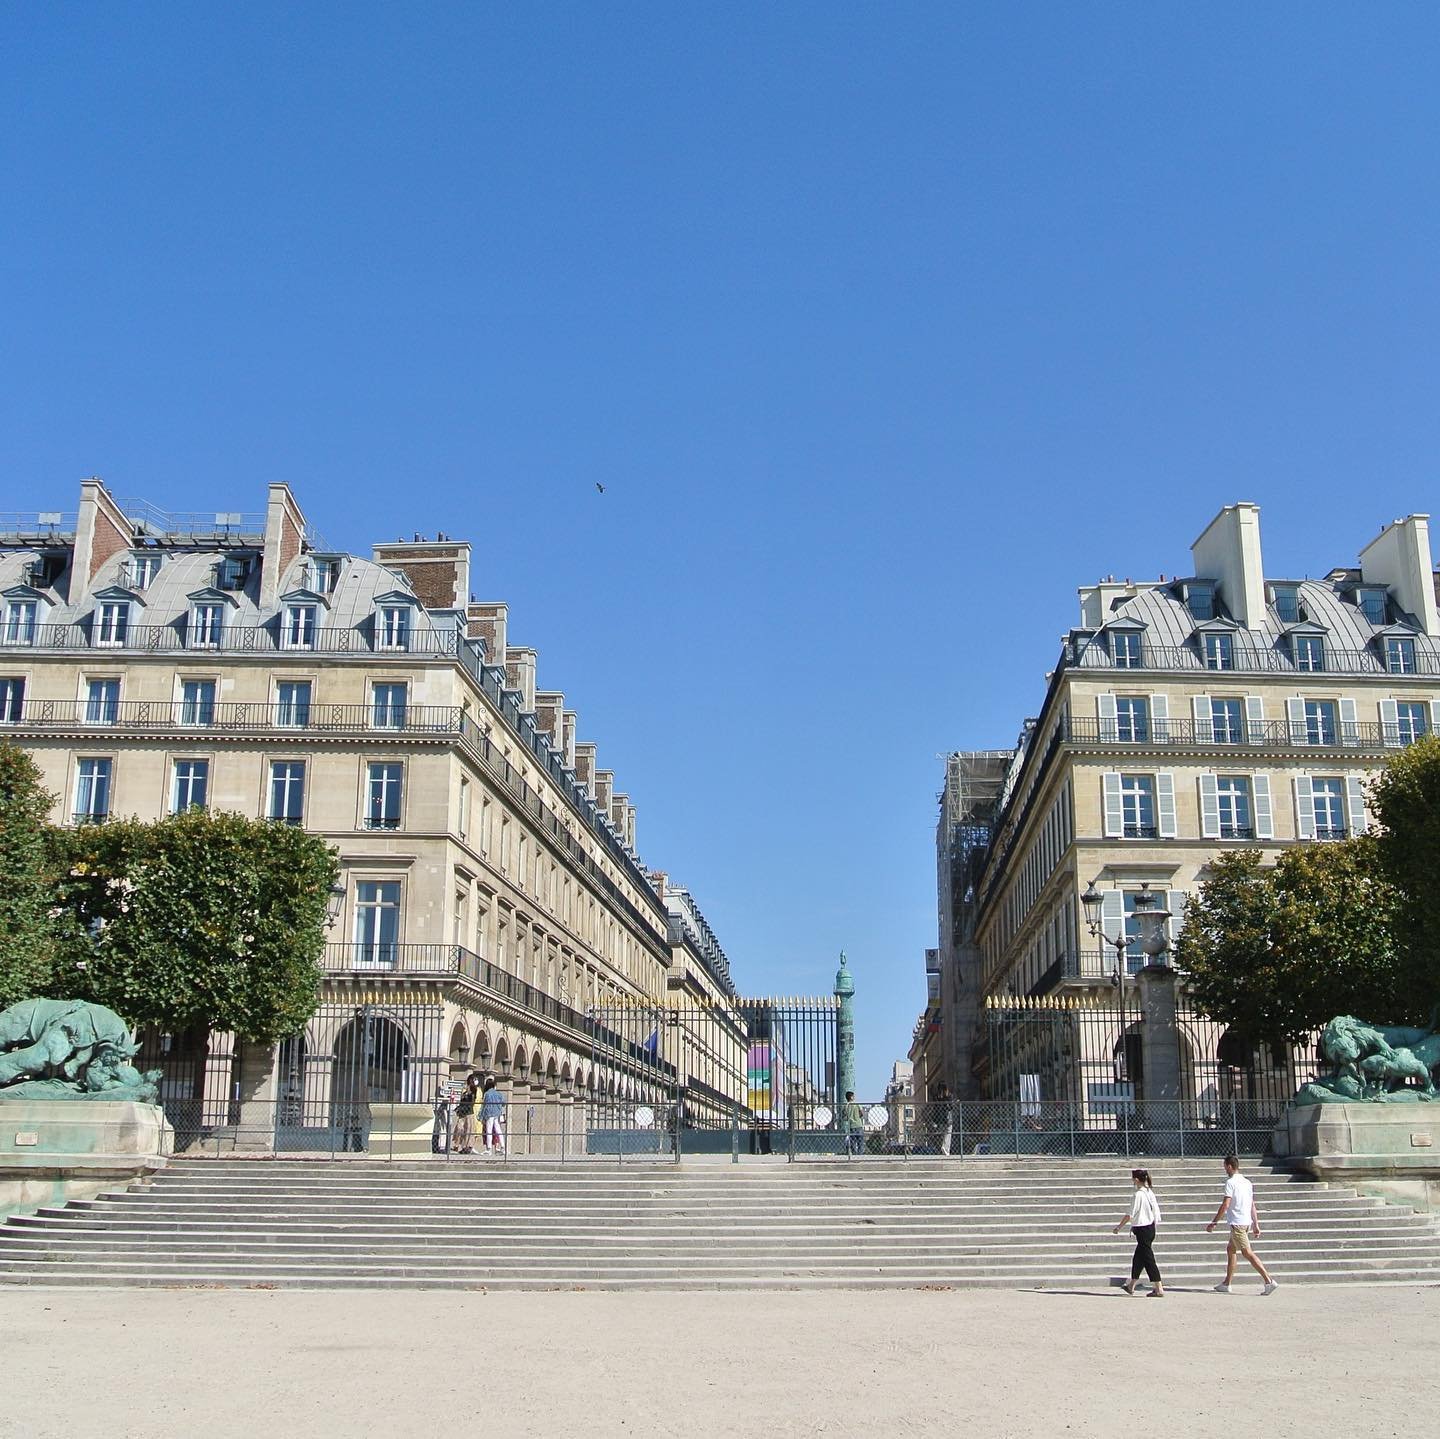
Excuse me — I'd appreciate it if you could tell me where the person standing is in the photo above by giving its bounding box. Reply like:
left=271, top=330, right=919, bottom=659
left=841, top=1091, right=864, bottom=1156
left=481, top=1076, right=507, bottom=1155
left=1112, top=1168, right=1164, bottom=1296
left=1206, top=1155, right=1278, bottom=1295
left=451, top=1073, right=480, bottom=1155
left=932, top=1082, right=954, bottom=1156
left=431, top=1084, right=452, bottom=1155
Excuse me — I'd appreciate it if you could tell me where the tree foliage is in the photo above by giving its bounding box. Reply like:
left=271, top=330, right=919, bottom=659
left=0, top=742, right=61, bottom=1008
left=53, top=809, right=339, bottom=1043
left=1175, top=839, right=1407, bottom=1042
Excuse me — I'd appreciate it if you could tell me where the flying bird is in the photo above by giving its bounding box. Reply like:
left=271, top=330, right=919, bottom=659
left=595, top=482, right=605, bottom=494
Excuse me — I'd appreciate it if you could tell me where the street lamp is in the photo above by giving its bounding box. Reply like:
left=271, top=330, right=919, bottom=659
left=324, top=881, right=346, bottom=929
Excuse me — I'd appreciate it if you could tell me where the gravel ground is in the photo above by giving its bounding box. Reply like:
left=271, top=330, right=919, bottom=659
left=1, top=1284, right=1433, bottom=1438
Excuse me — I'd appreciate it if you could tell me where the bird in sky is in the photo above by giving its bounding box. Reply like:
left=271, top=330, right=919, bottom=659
left=595, top=482, right=605, bottom=494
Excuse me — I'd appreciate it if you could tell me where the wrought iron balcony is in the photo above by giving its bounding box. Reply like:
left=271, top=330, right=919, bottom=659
left=1065, top=715, right=1419, bottom=752
left=1066, top=639, right=1440, bottom=678
left=0, top=621, right=461, bottom=658
left=0, top=697, right=468, bottom=736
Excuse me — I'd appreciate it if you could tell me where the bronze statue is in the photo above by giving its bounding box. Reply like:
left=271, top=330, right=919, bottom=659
left=0, top=998, right=160, bottom=1103
left=1292, top=1013, right=1440, bottom=1105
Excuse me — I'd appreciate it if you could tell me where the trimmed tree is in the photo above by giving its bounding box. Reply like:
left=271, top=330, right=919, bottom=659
left=0, top=741, right=61, bottom=1008
left=54, top=808, right=339, bottom=1043
left=1176, top=839, right=1407, bottom=1041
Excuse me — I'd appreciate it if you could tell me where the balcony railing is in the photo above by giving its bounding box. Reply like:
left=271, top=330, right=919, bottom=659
left=0, top=698, right=468, bottom=736
left=1066, top=716, right=1422, bottom=751
left=1067, top=639, right=1440, bottom=678
left=0, top=621, right=461, bottom=658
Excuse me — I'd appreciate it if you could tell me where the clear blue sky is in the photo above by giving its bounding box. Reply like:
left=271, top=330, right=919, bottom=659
left=4, top=5, right=1439, bottom=1093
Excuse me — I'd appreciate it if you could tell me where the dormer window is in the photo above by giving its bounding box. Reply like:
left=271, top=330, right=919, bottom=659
left=308, top=558, right=341, bottom=594
left=283, top=604, right=318, bottom=650
left=130, top=553, right=162, bottom=588
left=1184, top=582, right=1216, bottom=621
left=1385, top=636, right=1417, bottom=675
left=1111, top=631, right=1144, bottom=670
left=1292, top=633, right=1325, bottom=673
left=189, top=602, right=226, bottom=649
left=1271, top=584, right=1301, bottom=624
left=1203, top=633, right=1234, bottom=671
left=216, top=555, right=252, bottom=591
left=4, top=599, right=38, bottom=645
left=94, top=600, right=131, bottom=647
left=1357, top=587, right=1389, bottom=626
left=378, top=605, right=411, bottom=651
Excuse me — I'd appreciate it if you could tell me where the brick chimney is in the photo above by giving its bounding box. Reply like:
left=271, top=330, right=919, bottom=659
left=595, top=769, right=614, bottom=812
left=73, top=479, right=134, bottom=587
left=261, top=483, right=308, bottom=607
left=574, top=742, right=597, bottom=797
left=561, top=711, right=578, bottom=768
left=504, top=647, right=538, bottom=712
left=611, top=793, right=634, bottom=847
left=535, top=691, right=565, bottom=749
left=650, top=870, right=668, bottom=903
left=466, top=603, right=508, bottom=665
left=1360, top=515, right=1439, bottom=637
left=371, top=535, right=471, bottom=611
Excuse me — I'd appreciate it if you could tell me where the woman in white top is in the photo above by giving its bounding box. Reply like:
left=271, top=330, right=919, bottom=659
left=1112, top=1168, right=1164, bottom=1296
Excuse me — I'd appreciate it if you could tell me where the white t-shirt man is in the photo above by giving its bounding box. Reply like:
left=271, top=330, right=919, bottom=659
left=1223, top=1171, right=1255, bottom=1229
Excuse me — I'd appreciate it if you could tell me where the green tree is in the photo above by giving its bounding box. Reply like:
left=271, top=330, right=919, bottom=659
left=1176, top=839, right=1407, bottom=1041
left=54, top=809, right=339, bottom=1043
left=0, top=741, right=61, bottom=1007
left=1368, top=733, right=1440, bottom=1014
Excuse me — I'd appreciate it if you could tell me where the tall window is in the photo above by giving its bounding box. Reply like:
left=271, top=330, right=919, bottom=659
left=1293, top=634, right=1325, bottom=673
left=1120, top=776, right=1157, bottom=839
left=1305, top=699, right=1338, bottom=746
left=1186, top=583, right=1216, bottom=621
left=282, top=604, right=317, bottom=650
left=94, top=601, right=130, bottom=647
left=74, top=758, right=112, bottom=822
left=458, top=775, right=470, bottom=840
left=130, top=553, right=162, bottom=588
left=0, top=677, right=24, bottom=723
left=1121, top=892, right=1152, bottom=972
left=1203, top=633, right=1234, bottom=671
left=378, top=606, right=410, bottom=651
left=276, top=680, right=312, bottom=728
left=1112, top=632, right=1143, bottom=670
left=85, top=678, right=120, bottom=725
left=171, top=759, right=209, bottom=813
left=365, top=762, right=403, bottom=829
left=179, top=679, right=216, bottom=726
left=1357, top=588, right=1388, bottom=626
left=1272, top=585, right=1300, bottom=624
left=3, top=600, right=37, bottom=644
left=1216, top=776, right=1254, bottom=839
left=189, top=603, right=225, bottom=649
left=371, top=682, right=408, bottom=729
left=268, top=761, right=306, bottom=825
left=1115, top=696, right=1149, bottom=743
left=309, top=558, right=340, bottom=594
left=1311, top=778, right=1346, bottom=840
left=354, top=880, right=401, bottom=966
left=1396, top=701, right=1429, bottom=745
left=216, top=555, right=250, bottom=590
left=1385, top=637, right=1417, bottom=675
left=1211, top=697, right=1244, bottom=744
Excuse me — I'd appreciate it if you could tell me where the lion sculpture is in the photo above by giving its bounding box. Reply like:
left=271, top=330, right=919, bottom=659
left=0, top=998, right=160, bottom=1103
left=1292, top=1013, right=1440, bottom=1105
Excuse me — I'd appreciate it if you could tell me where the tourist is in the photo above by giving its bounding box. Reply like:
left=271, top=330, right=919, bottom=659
left=451, top=1072, right=480, bottom=1155
left=932, top=1082, right=954, bottom=1156
left=841, top=1090, right=864, bottom=1156
left=1112, top=1168, right=1164, bottom=1296
left=431, top=1084, right=452, bottom=1155
left=1206, top=1155, right=1278, bottom=1295
left=481, top=1076, right=507, bottom=1155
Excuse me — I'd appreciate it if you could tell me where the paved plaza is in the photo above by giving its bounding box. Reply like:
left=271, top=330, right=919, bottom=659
left=2, top=1284, right=1430, bottom=1438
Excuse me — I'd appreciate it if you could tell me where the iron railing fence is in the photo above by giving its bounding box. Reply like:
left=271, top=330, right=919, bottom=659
left=1065, top=715, right=1426, bottom=751
left=1066, top=639, right=1440, bottom=678
left=0, top=621, right=463, bottom=658
left=0, top=697, right=469, bottom=735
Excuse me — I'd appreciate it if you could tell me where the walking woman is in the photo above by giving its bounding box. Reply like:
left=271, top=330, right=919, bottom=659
left=1113, top=1168, right=1164, bottom=1296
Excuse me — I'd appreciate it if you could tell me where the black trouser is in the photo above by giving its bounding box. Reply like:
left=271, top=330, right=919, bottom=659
left=1130, top=1223, right=1162, bottom=1284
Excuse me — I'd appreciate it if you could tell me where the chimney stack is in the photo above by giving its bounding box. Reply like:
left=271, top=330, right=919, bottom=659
left=595, top=769, right=614, bottom=812
left=535, top=692, right=565, bottom=750
left=73, top=479, right=134, bottom=587
left=372, top=536, right=471, bottom=611
left=466, top=603, right=508, bottom=665
left=261, top=483, right=307, bottom=607
left=1191, top=503, right=1266, bottom=628
left=504, top=647, right=538, bottom=712
left=561, top=711, right=578, bottom=768
left=1359, top=515, right=1439, bottom=637
left=574, top=742, right=597, bottom=797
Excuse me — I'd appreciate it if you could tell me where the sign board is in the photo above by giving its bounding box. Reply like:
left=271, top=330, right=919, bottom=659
left=1087, top=1082, right=1136, bottom=1116
left=1411, top=1134, right=1434, bottom=1148
left=13, top=1132, right=38, bottom=1147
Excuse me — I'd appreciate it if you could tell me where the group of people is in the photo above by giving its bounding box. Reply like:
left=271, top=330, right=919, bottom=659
left=434, top=1072, right=507, bottom=1156
left=1113, top=1155, right=1279, bottom=1296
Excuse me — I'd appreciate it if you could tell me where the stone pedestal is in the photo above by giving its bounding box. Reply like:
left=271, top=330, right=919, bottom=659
left=1137, top=965, right=1181, bottom=1104
left=232, top=1039, right=281, bottom=1153
left=0, top=1100, right=172, bottom=1219
left=1273, top=1102, right=1440, bottom=1212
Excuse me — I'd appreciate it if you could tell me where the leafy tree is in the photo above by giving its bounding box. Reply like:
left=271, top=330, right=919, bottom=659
left=1368, top=733, right=1440, bottom=1013
left=0, top=741, right=61, bottom=1007
left=1176, top=839, right=1407, bottom=1041
left=54, top=809, right=339, bottom=1043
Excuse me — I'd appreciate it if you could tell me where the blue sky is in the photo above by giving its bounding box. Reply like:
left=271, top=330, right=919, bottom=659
left=4, top=5, right=1440, bottom=1093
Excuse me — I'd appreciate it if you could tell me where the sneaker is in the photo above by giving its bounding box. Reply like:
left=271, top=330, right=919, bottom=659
left=1212, top=1282, right=1232, bottom=1293
left=1261, top=1280, right=1278, bottom=1296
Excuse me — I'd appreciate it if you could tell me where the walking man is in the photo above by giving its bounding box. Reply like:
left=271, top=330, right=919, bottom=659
left=841, top=1091, right=864, bottom=1157
left=1206, top=1155, right=1277, bottom=1295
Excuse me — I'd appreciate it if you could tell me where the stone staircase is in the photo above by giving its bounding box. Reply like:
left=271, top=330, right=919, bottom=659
left=2, top=1157, right=1439, bottom=1289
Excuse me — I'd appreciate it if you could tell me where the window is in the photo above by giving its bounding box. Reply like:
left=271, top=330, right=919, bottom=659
left=354, top=880, right=401, bottom=966
left=1396, top=701, right=1429, bottom=745
left=1216, top=776, right=1254, bottom=839
left=74, top=758, right=112, bottom=822
left=1272, top=585, right=1300, bottom=624
left=1305, top=699, right=1338, bottom=746
left=0, top=677, right=23, bottom=723
left=309, top=558, right=341, bottom=594
left=1185, top=583, right=1216, bottom=622
left=1203, top=633, right=1234, bottom=671
left=371, top=682, right=408, bottom=729
left=1385, top=637, right=1416, bottom=675
left=217, top=555, right=250, bottom=591
left=1293, top=634, right=1325, bottom=673
left=378, top=606, right=411, bottom=651
left=189, top=603, right=225, bottom=649
left=1111, top=632, right=1143, bottom=670
left=179, top=679, right=216, bottom=727
left=1357, top=588, right=1388, bottom=626
left=1120, top=776, right=1157, bottom=839
left=365, top=762, right=403, bottom=829
left=1211, top=697, right=1244, bottom=745
left=1311, top=778, right=1346, bottom=840
left=85, top=678, right=120, bottom=725
left=268, top=761, right=306, bottom=825
left=94, top=601, right=130, bottom=647
left=276, top=680, right=312, bottom=728
left=171, top=759, right=209, bottom=813
left=1121, top=892, right=1153, bottom=972
left=3, top=600, right=37, bottom=645
left=458, top=775, right=470, bottom=840
left=1115, top=696, right=1149, bottom=743
left=282, top=605, right=317, bottom=650
left=130, top=553, right=162, bottom=588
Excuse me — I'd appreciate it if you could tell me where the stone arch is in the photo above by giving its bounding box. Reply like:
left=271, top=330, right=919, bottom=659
left=561, top=1060, right=573, bottom=1093
left=472, top=1027, right=493, bottom=1072
left=514, top=1045, right=531, bottom=1082
left=447, top=1020, right=470, bottom=1070
left=546, top=1055, right=560, bottom=1092
left=494, top=1036, right=512, bottom=1077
